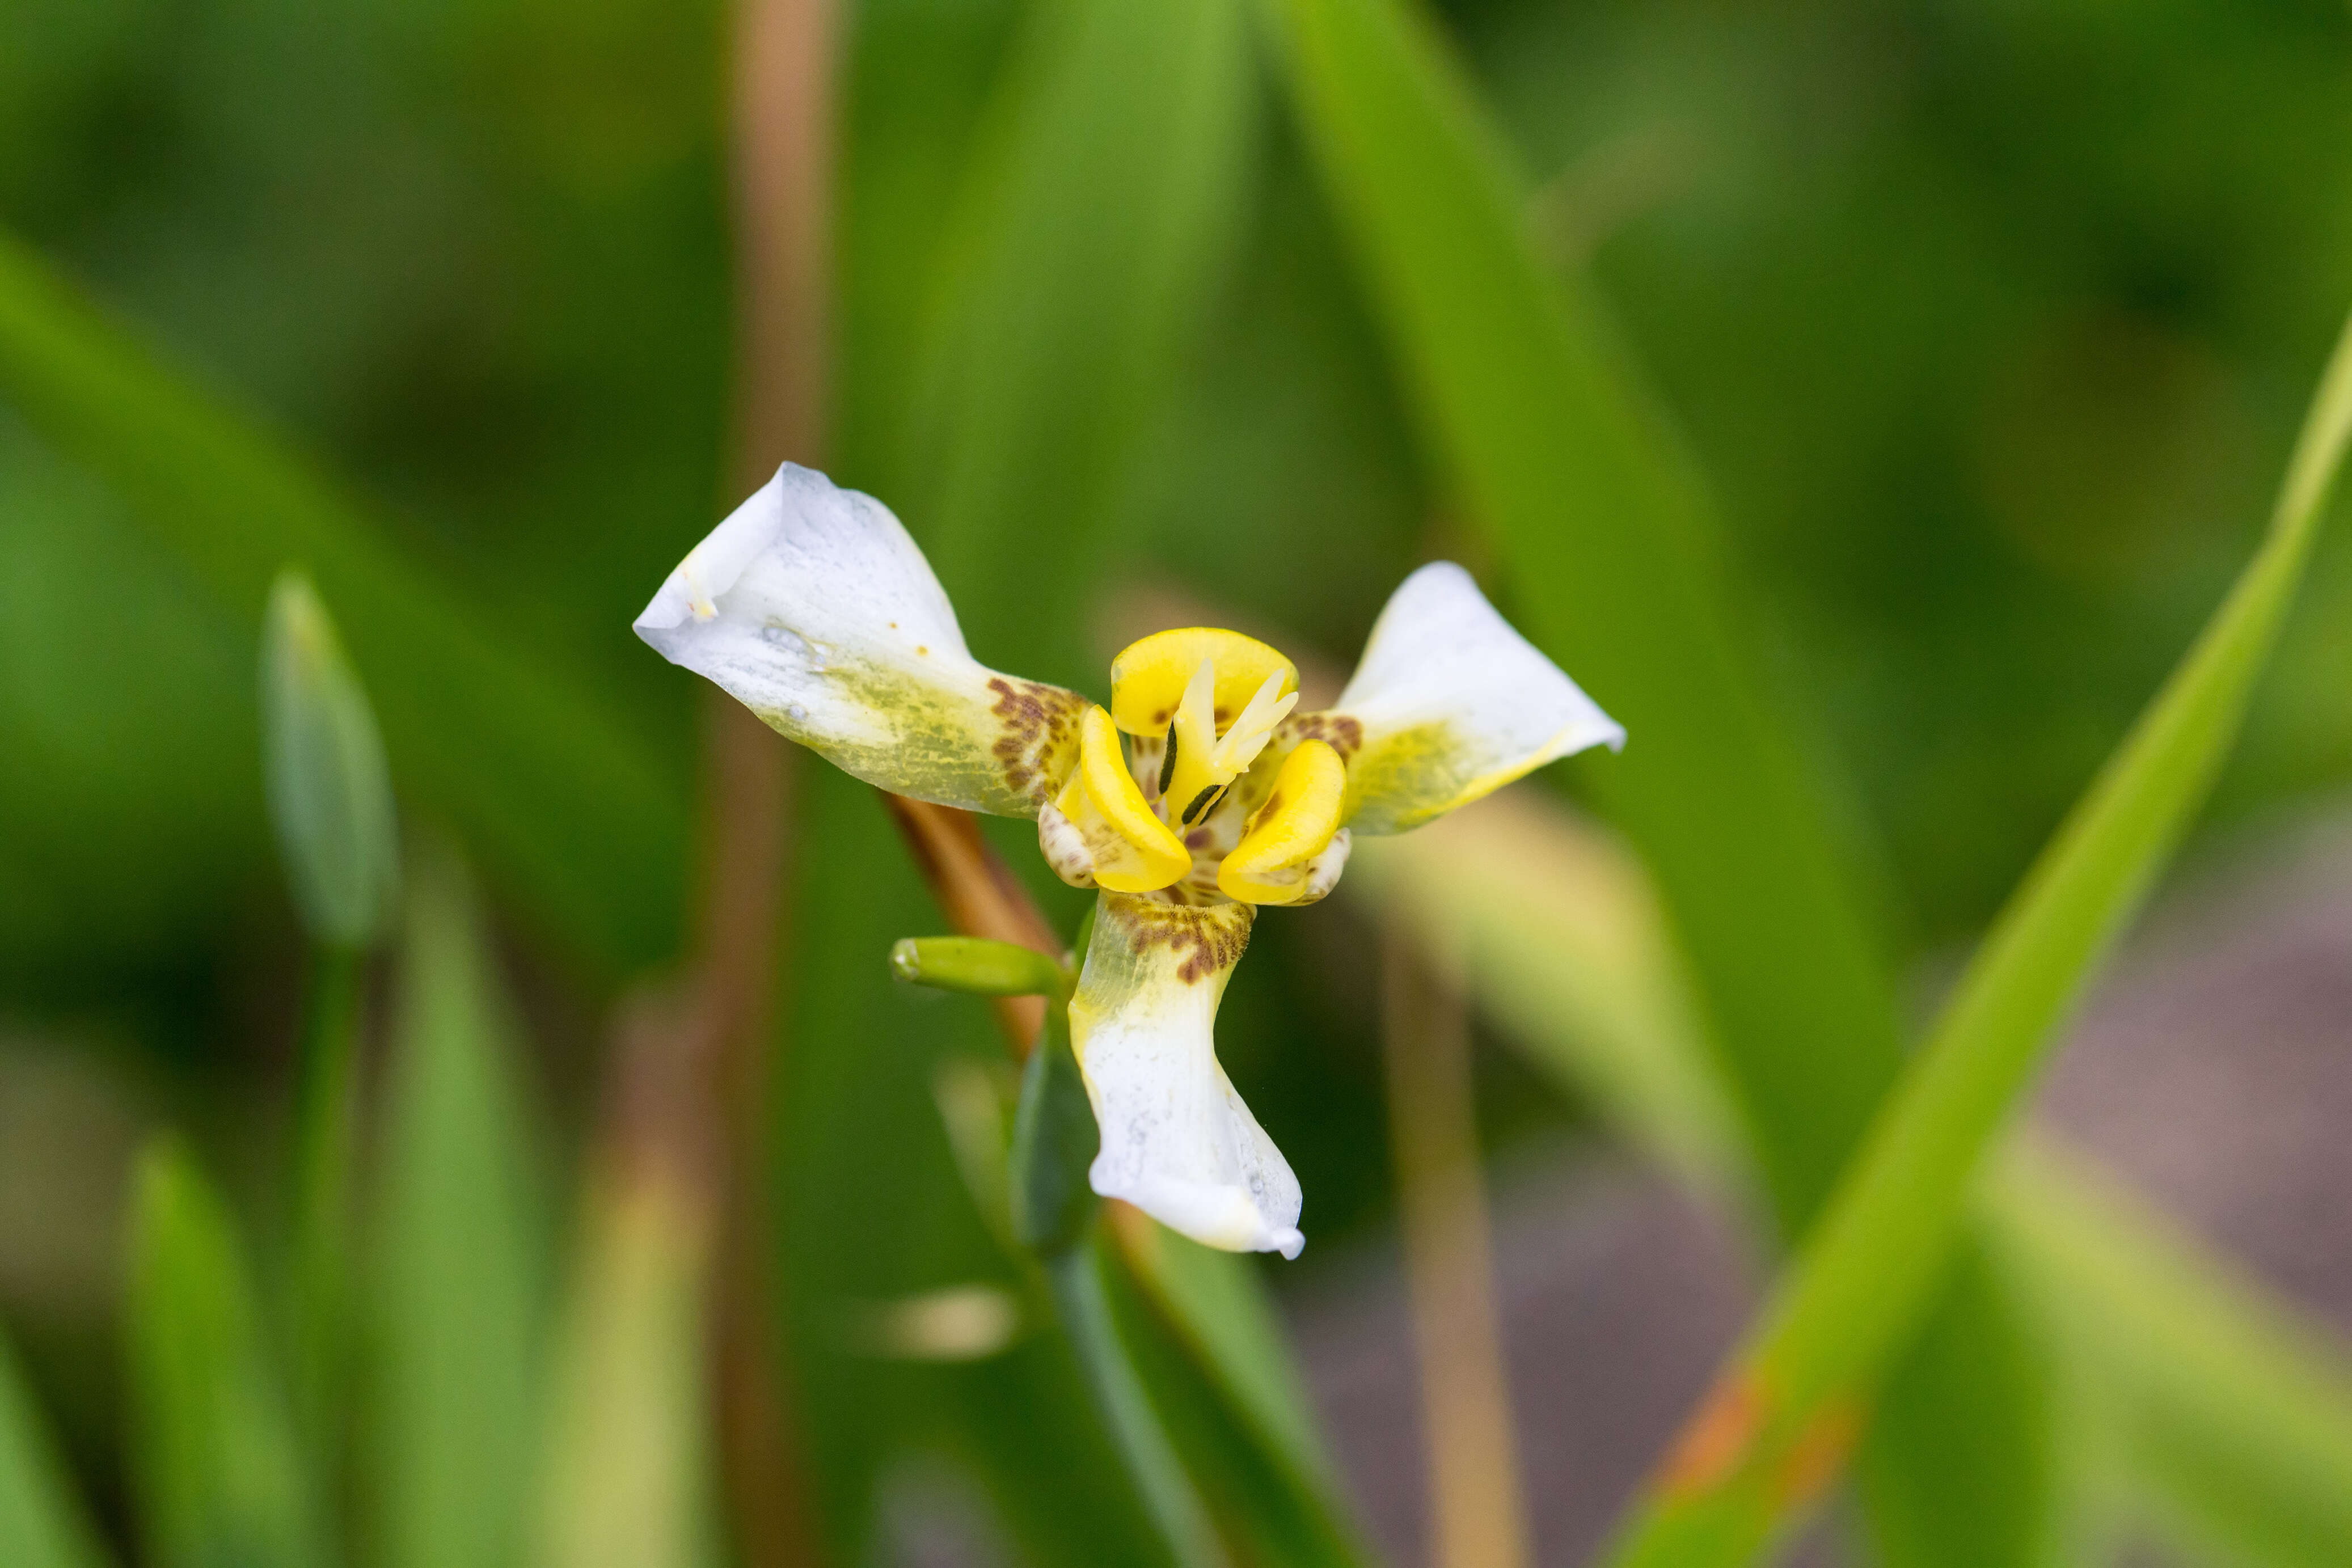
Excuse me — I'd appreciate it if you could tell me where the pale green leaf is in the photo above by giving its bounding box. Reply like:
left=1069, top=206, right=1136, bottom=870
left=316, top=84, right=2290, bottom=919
left=371, top=845, right=547, bottom=1568
left=533, top=1172, right=717, bottom=1568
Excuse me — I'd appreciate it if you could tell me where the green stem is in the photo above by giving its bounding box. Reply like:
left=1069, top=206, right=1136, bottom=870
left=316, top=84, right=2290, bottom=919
left=1045, top=1237, right=1226, bottom=1568
left=290, top=943, right=363, bottom=1453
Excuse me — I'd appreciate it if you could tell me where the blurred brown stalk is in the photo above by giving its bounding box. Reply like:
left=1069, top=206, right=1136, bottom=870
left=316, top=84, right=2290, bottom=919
left=588, top=0, right=838, bottom=1562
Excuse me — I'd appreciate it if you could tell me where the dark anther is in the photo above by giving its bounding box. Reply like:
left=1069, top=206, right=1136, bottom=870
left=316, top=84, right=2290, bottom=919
left=1181, top=784, right=1224, bottom=825
left=1159, top=725, right=1179, bottom=796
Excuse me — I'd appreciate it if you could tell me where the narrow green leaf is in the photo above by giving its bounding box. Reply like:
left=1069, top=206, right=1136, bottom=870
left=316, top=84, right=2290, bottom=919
left=1044, top=1239, right=1224, bottom=1568
left=1010, top=1007, right=1099, bottom=1256
left=371, top=845, right=546, bottom=1568
left=897, top=0, right=1255, bottom=691
left=126, top=1139, right=328, bottom=1568
left=1602, top=308, right=2352, bottom=1566
left=261, top=570, right=399, bottom=952
left=1122, top=1228, right=1340, bottom=1499
left=1350, top=705, right=2352, bottom=1568
left=0, top=1325, right=108, bottom=1568
left=1993, top=1142, right=2352, bottom=1568
left=287, top=946, right=364, bottom=1463
left=0, top=231, right=687, bottom=970
left=1262, top=0, right=2050, bottom=1556
left=1116, top=1225, right=1374, bottom=1567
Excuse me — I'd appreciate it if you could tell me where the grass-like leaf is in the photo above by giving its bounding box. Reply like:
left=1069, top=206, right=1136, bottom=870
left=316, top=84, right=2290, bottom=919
left=1261, top=0, right=2052, bottom=1556
left=371, top=844, right=547, bottom=1568
left=1601, top=308, right=2352, bottom=1565
left=1116, top=1222, right=1374, bottom=1568
left=0, top=1326, right=107, bottom=1568
left=126, top=1140, right=328, bottom=1568
left=0, top=231, right=687, bottom=970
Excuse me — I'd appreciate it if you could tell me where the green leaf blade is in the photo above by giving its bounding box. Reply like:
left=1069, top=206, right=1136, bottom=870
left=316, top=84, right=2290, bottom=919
left=370, top=846, right=547, bottom=1568
left=0, top=1327, right=108, bottom=1568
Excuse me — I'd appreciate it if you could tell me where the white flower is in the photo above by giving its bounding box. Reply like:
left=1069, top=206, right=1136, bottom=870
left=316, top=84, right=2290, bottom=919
left=638, top=464, right=1623, bottom=1258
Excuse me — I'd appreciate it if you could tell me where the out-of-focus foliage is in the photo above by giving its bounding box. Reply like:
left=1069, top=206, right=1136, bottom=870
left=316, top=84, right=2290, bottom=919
left=0, top=1329, right=105, bottom=1568
left=371, top=848, right=546, bottom=1568
left=534, top=1166, right=717, bottom=1568
left=126, top=1143, right=324, bottom=1568
left=1604, top=303, right=2352, bottom=1567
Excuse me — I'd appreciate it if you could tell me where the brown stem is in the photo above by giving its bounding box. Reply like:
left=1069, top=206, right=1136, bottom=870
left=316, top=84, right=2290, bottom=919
left=877, top=794, right=1170, bottom=1339
left=1380, top=924, right=1533, bottom=1568
left=690, top=0, right=837, bottom=1561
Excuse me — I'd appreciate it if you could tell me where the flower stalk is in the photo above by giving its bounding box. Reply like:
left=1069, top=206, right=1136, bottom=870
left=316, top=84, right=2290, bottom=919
left=260, top=569, right=398, bottom=1456
left=896, top=921, right=1228, bottom=1567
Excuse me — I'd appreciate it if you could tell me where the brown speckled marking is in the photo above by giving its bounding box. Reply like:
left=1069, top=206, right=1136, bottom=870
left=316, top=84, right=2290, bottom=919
left=1118, top=899, right=1252, bottom=983
left=988, top=677, right=1084, bottom=805
left=1282, top=711, right=1364, bottom=758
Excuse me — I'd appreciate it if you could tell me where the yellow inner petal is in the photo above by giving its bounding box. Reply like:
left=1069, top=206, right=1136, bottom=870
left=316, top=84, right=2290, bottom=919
left=1157, top=658, right=1300, bottom=828
left=1058, top=705, right=1190, bottom=893
left=1108, top=628, right=1297, bottom=737
left=1218, top=740, right=1345, bottom=905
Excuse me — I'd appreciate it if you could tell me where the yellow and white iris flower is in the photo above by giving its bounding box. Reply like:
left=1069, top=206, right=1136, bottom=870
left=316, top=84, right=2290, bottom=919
left=636, top=464, right=1623, bottom=1259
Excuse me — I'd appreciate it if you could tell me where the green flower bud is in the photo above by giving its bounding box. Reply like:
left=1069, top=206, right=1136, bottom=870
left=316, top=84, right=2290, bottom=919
left=261, top=570, right=399, bottom=949
left=888, top=936, right=1069, bottom=999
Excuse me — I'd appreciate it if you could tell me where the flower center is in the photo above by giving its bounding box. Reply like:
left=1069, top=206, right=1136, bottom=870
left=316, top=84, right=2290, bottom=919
left=1031, top=628, right=1350, bottom=906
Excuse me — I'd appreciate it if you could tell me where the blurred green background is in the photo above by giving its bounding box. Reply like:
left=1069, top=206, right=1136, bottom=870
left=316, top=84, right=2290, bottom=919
left=5, top=0, right=2352, bottom=1564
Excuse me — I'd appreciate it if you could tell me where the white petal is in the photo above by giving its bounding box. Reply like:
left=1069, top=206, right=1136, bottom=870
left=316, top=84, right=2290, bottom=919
left=1315, top=561, right=1623, bottom=835
left=635, top=464, right=1085, bottom=817
left=1068, top=894, right=1302, bottom=1259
